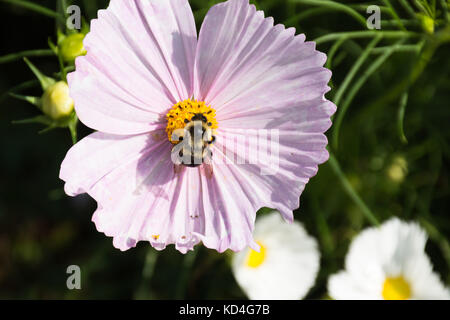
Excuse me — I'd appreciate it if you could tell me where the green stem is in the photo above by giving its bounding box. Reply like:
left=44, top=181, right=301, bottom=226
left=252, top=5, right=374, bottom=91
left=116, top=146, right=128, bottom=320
left=284, top=7, right=332, bottom=26
left=325, top=37, right=347, bottom=70
left=9, top=93, right=41, bottom=108
left=0, top=0, right=64, bottom=21
left=328, top=154, right=380, bottom=226
left=381, top=19, right=420, bottom=28
left=413, top=0, right=431, bottom=15
left=359, top=25, right=450, bottom=123
left=332, top=39, right=406, bottom=150
left=333, top=34, right=382, bottom=108
left=314, top=31, right=419, bottom=45
left=397, top=91, right=409, bottom=144
left=289, top=0, right=368, bottom=28
left=399, top=0, right=418, bottom=18
left=0, top=49, right=54, bottom=64
left=349, top=4, right=390, bottom=14
left=57, top=51, right=67, bottom=83
left=370, top=44, right=422, bottom=54
left=382, top=0, right=406, bottom=30
left=23, top=57, right=55, bottom=91
left=0, top=79, right=39, bottom=104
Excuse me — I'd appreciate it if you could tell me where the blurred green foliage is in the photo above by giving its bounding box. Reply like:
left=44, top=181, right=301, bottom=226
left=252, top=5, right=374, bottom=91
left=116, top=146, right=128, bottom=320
left=0, top=0, right=449, bottom=299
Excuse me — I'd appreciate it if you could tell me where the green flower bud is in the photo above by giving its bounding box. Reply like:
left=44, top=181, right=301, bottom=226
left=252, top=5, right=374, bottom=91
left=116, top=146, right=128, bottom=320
left=386, top=156, right=408, bottom=184
left=59, top=33, right=87, bottom=62
left=420, top=15, right=434, bottom=34
left=41, top=81, right=74, bottom=120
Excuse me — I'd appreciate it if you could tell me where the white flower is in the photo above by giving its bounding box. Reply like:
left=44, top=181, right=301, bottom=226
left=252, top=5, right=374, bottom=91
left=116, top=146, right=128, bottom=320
left=232, top=212, right=320, bottom=300
left=328, top=218, right=450, bottom=300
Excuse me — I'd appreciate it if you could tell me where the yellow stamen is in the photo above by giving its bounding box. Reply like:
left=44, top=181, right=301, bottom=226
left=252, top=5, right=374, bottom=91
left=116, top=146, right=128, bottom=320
left=246, top=241, right=267, bottom=268
left=382, top=276, right=412, bottom=300
left=165, top=99, right=218, bottom=144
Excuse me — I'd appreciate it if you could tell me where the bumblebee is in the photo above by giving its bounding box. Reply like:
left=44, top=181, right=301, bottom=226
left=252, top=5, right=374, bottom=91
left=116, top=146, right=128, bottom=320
left=171, top=113, right=216, bottom=168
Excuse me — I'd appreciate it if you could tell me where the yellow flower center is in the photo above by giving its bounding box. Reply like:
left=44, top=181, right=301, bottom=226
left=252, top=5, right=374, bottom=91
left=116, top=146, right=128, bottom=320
left=165, top=99, right=218, bottom=144
left=246, top=241, right=267, bottom=268
left=382, top=276, right=412, bottom=300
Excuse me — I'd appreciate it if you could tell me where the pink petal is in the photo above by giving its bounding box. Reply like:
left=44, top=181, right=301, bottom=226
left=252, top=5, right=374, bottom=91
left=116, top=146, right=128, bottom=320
left=211, top=123, right=331, bottom=222
left=61, top=130, right=258, bottom=252
left=69, top=0, right=197, bottom=135
left=194, top=164, right=259, bottom=252
left=60, top=131, right=167, bottom=197
left=195, top=0, right=334, bottom=125
left=61, top=130, right=185, bottom=251
left=194, top=0, right=335, bottom=220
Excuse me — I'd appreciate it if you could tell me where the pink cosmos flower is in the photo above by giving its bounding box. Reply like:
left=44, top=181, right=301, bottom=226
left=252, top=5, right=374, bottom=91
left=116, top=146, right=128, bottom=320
left=60, top=0, right=336, bottom=253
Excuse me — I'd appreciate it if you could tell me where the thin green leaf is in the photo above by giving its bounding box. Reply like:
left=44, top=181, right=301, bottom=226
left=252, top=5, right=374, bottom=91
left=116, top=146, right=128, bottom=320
left=0, top=49, right=54, bottom=64
left=12, top=115, right=51, bottom=126
left=61, top=0, right=70, bottom=18
left=325, top=37, right=347, bottom=70
left=9, top=93, right=41, bottom=108
left=349, top=4, right=390, bottom=13
left=370, top=44, right=422, bottom=54
left=381, top=19, right=420, bottom=29
left=399, top=0, right=417, bottom=18
left=55, top=0, right=72, bottom=31
left=0, top=79, right=40, bottom=105
left=414, top=0, right=431, bottom=15
left=419, top=0, right=434, bottom=17
left=333, top=34, right=382, bottom=108
left=382, top=0, right=406, bottom=30
left=289, top=0, right=368, bottom=28
left=332, top=39, right=406, bottom=150
left=23, top=57, right=55, bottom=91
left=314, top=30, right=419, bottom=45
left=57, top=29, right=66, bottom=45
left=328, top=153, right=380, bottom=226
left=284, top=7, right=332, bottom=26
left=0, top=0, right=64, bottom=21
left=39, top=125, right=58, bottom=134
left=397, top=91, right=409, bottom=144
left=48, top=38, right=58, bottom=55
left=355, top=28, right=450, bottom=124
